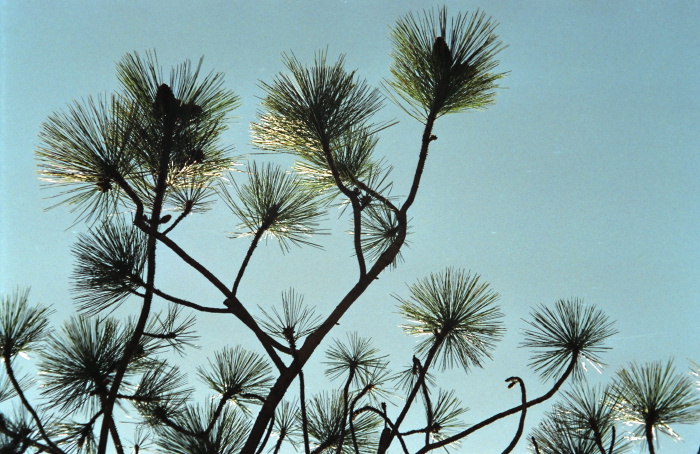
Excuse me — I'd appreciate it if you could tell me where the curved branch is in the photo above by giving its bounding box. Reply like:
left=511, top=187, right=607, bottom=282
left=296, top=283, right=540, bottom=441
left=416, top=354, right=578, bottom=454
left=1, top=352, right=64, bottom=454
left=607, top=426, right=616, bottom=454
left=320, top=142, right=366, bottom=277
left=500, top=377, right=527, bottom=454
left=352, top=406, right=409, bottom=454
left=111, top=172, right=145, bottom=223
left=378, top=339, right=444, bottom=454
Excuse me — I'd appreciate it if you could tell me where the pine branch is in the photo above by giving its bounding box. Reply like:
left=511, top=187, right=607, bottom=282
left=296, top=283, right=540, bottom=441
left=500, top=377, right=527, bottom=454
left=1, top=354, right=65, bottom=454
left=416, top=354, right=578, bottom=454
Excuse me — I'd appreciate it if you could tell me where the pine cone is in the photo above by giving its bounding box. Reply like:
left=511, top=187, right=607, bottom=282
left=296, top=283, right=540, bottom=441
left=432, top=36, right=453, bottom=67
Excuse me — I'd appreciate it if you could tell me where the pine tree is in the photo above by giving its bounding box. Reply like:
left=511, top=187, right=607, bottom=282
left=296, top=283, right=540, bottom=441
left=1, top=6, right=698, bottom=454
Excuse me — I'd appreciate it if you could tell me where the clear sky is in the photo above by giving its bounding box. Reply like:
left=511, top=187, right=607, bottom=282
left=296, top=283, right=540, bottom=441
left=1, top=1, right=699, bottom=452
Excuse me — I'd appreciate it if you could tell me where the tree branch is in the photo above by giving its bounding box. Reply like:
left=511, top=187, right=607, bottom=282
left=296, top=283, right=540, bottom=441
left=255, top=414, right=276, bottom=454
left=416, top=354, right=579, bottom=454
left=161, top=200, right=193, bottom=235
left=232, top=224, right=268, bottom=296
left=147, top=228, right=292, bottom=364
left=500, top=377, right=527, bottom=454
left=400, top=113, right=437, bottom=214
left=349, top=175, right=399, bottom=213
left=378, top=338, right=444, bottom=454
left=239, top=216, right=408, bottom=453
left=335, top=367, right=356, bottom=454
left=131, top=284, right=229, bottom=314
left=298, top=367, right=311, bottom=454
left=352, top=406, right=409, bottom=454
left=2, top=350, right=64, bottom=454
left=98, top=95, right=176, bottom=454
left=320, top=142, right=366, bottom=277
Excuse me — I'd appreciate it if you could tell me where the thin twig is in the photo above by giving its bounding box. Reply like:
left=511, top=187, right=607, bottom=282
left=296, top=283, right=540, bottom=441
left=131, top=286, right=229, bottom=313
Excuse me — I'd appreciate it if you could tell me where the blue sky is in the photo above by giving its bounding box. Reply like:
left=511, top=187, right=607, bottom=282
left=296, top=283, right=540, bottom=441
left=1, top=1, right=699, bottom=452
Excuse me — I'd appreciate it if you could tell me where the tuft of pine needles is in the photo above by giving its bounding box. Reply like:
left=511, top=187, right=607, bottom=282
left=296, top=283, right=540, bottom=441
left=386, top=6, right=506, bottom=121
left=396, top=268, right=504, bottom=372
left=521, top=298, right=617, bottom=382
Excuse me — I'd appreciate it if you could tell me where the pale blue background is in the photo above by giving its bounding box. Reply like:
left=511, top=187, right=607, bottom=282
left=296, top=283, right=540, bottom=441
left=1, top=1, right=699, bottom=452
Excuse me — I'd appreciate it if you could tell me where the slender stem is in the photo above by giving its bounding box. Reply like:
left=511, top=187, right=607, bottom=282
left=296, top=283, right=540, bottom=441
left=161, top=202, right=192, bottom=235
left=531, top=437, right=541, bottom=454
left=401, top=113, right=437, bottom=215
left=297, top=358, right=311, bottom=454
left=416, top=354, right=578, bottom=454
left=500, top=377, right=527, bottom=454
left=320, top=142, right=366, bottom=277
left=335, top=368, right=356, bottom=454
left=350, top=196, right=367, bottom=277
left=420, top=374, right=433, bottom=447
left=204, top=391, right=234, bottom=435
left=2, top=352, right=64, bottom=454
left=607, top=426, right=616, bottom=454
left=379, top=338, right=444, bottom=454
left=255, top=415, right=276, bottom=454
left=111, top=172, right=144, bottom=223
left=400, top=427, right=431, bottom=437
left=131, top=283, right=229, bottom=313
left=592, top=424, right=607, bottom=454
left=232, top=225, right=268, bottom=296
left=272, top=431, right=285, bottom=454
left=645, top=424, right=656, bottom=454
left=97, top=390, right=124, bottom=454
left=349, top=407, right=360, bottom=454
left=348, top=385, right=373, bottom=454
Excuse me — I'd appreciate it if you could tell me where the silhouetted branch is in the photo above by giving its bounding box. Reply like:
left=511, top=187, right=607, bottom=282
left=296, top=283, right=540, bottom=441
left=416, top=354, right=578, bottom=454
left=2, top=349, right=64, bottom=454
left=500, top=377, right=527, bottom=454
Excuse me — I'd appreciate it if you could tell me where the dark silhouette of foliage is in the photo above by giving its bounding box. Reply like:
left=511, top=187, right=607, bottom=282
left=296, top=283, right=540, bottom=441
left=2, top=6, right=697, bottom=454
